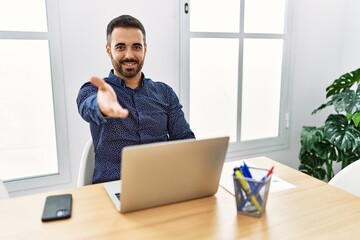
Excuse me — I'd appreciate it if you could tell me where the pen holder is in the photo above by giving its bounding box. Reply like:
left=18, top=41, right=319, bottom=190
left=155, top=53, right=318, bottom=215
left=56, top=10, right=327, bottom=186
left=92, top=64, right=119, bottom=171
left=233, top=167, right=272, bottom=217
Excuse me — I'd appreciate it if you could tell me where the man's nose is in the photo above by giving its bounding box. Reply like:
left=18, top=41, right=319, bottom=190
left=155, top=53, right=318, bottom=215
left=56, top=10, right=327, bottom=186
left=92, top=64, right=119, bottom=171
left=124, top=49, right=134, bottom=59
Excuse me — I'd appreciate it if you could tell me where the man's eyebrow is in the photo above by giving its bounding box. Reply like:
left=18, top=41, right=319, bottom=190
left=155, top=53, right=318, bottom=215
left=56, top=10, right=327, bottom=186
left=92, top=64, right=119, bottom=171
left=113, top=43, right=143, bottom=48
left=114, top=42, right=125, bottom=47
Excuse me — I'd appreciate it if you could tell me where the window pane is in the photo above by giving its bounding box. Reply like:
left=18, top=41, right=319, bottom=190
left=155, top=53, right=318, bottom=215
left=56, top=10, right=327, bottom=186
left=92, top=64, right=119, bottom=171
left=244, top=0, right=286, bottom=34
left=0, top=39, right=58, bottom=180
left=241, top=39, right=283, bottom=141
left=190, top=38, right=239, bottom=141
left=190, top=0, right=240, bottom=33
left=0, top=0, right=48, bottom=32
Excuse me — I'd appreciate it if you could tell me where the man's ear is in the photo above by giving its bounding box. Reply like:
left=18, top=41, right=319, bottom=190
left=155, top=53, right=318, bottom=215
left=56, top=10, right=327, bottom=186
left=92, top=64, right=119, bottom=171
left=106, top=44, right=111, bottom=57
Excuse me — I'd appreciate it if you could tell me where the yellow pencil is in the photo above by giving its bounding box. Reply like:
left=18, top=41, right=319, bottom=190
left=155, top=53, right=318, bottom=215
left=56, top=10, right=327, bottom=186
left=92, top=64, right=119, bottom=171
left=234, top=168, right=262, bottom=213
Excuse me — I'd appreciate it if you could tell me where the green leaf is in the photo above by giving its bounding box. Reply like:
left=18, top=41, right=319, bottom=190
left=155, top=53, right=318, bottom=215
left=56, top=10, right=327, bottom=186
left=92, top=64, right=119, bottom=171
left=312, top=100, right=334, bottom=115
left=298, top=150, right=327, bottom=180
left=326, top=68, right=360, bottom=98
left=300, top=126, right=324, bottom=151
left=352, top=112, right=360, bottom=127
left=324, top=114, right=360, bottom=150
left=332, top=86, right=360, bottom=114
left=313, top=140, right=337, bottom=160
left=346, top=112, right=353, bottom=121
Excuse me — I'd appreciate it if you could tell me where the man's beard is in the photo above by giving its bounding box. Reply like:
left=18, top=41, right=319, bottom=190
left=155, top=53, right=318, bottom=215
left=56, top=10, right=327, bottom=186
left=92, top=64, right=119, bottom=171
left=113, top=57, right=144, bottom=79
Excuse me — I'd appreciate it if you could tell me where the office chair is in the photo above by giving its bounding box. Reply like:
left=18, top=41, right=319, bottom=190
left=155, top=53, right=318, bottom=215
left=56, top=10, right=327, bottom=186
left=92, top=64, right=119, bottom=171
left=328, top=160, right=360, bottom=197
left=0, top=179, right=10, bottom=200
left=77, top=138, right=95, bottom=187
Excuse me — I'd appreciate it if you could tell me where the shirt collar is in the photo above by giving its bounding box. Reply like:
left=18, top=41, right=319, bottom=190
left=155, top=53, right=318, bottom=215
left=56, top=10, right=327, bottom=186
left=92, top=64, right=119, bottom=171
left=107, top=70, right=146, bottom=89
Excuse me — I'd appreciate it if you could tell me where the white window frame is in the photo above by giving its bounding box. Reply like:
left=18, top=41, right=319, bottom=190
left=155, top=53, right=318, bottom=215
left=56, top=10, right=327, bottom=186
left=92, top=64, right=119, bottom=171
left=180, top=0, right=293, bottom=160
left=0, top=0, right=70, bottom=193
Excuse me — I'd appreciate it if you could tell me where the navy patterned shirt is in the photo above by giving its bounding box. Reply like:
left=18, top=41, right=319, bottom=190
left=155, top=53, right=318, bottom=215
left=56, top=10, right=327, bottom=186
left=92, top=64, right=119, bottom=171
left=77, top=70, right=195, bottom=183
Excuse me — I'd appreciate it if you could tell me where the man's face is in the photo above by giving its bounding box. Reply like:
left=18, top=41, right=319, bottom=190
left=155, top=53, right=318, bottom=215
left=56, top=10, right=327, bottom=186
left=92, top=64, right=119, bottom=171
left=106, top=27, right=147, bottom=81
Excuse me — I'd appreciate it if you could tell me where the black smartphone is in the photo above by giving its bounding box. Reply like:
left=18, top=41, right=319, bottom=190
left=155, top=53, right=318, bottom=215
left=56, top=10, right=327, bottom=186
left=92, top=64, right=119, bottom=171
left=41, top=193, right=72, bottom=222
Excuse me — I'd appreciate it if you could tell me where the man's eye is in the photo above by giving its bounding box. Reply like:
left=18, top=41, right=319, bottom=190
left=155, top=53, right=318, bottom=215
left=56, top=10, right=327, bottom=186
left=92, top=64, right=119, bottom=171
left=133, top=46, right=142, bottom=50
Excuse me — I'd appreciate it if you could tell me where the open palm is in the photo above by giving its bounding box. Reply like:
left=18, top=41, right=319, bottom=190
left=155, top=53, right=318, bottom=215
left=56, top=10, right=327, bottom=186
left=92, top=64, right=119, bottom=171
left=90, top=76, right=129, bottom=118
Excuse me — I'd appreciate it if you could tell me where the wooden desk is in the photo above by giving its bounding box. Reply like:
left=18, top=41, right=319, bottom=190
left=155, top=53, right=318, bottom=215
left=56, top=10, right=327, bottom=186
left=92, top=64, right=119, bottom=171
left=1, top=156, right=360, bottom=239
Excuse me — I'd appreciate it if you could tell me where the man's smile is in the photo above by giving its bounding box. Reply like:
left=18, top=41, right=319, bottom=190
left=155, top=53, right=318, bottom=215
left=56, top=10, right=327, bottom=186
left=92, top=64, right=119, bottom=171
left=122, top=59, right=138, bottom=66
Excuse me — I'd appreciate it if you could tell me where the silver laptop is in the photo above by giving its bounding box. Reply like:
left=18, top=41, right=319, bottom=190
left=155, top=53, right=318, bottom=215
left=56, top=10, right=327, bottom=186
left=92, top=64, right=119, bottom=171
left=103, top=136, right=229, bottom=213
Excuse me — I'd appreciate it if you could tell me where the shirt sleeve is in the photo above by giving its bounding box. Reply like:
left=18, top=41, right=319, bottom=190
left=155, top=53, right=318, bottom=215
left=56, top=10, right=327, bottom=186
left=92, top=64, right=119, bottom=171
left=166, top=86, right=195, bottom=140
left=76, top=82, right=107, bottom=125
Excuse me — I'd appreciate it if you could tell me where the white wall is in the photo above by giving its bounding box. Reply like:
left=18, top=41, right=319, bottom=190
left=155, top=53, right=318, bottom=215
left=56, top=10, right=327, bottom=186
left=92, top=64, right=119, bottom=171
left=12, top=0, right=360, bottom=196
left=341, top=0, right=360, bottom=71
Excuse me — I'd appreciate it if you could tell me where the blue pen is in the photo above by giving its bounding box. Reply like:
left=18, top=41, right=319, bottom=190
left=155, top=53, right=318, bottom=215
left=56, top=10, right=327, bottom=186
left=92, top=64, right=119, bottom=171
left=239, top=163, right=263, bottom=208
left=240, top=162, right=252, bottom=178
left=241, top=163, right=256, bottom=190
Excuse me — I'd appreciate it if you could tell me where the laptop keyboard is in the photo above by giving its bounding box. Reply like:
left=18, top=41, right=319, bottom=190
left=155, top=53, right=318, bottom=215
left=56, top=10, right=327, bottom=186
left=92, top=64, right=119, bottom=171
left=115, top=193, right=121, bottom=200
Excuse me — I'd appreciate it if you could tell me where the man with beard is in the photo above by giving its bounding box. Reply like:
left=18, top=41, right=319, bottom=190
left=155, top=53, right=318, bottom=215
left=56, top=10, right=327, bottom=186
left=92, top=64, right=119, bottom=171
left=77, top=15, right=195, bottom=184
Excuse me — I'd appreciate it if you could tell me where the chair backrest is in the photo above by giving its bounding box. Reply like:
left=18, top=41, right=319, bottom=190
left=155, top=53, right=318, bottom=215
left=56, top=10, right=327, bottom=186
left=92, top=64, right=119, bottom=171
left=328, top=160, right=360, bottom=197
left=0, top=179, right=10, bottom=200
left=77, top=138, right=95, bottom=187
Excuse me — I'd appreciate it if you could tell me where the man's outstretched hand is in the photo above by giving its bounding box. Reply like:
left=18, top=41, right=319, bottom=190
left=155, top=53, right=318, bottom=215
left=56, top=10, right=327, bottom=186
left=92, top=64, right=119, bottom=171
left=90, top=76, right=129, bottom=118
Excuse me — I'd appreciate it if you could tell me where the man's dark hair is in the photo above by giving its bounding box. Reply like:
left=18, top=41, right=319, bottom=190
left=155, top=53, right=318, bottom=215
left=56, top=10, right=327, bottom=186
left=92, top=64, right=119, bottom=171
left=106, top=15, right=146, bottom=44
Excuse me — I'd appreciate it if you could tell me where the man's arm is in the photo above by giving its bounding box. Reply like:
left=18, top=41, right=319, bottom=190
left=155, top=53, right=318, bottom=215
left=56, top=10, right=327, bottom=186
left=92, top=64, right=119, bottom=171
left=76, top=76, right=128, bottom=125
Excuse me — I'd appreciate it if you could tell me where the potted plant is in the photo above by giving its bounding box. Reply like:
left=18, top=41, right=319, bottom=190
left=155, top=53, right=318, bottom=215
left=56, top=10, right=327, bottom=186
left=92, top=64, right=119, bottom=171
left=299, top=68, right=360, bottom=181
